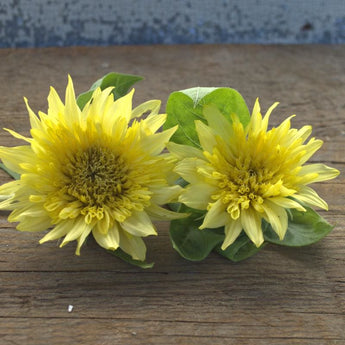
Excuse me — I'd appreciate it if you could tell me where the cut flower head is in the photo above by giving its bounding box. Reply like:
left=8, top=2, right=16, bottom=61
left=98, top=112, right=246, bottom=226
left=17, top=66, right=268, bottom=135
left=168, top=100, right=339, bottom=250
left=0, top=76, right=182, bottom=261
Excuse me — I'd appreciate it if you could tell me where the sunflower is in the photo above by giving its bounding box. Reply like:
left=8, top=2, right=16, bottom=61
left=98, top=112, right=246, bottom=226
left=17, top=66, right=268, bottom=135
left=0, top=76, right=182, bottom=260
left=168, top=100, right=339, bottom=250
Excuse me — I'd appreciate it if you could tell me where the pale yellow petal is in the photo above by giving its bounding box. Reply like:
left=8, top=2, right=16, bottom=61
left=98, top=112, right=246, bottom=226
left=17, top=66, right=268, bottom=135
left=299, top=163, right=340, bottom=183
left=151, top=185, right=183, bottom=204
left=262, top=102, right=279, bottom=132
left=106, top=88, right=134, bottom=125
left=294, top=185, right=329, bottom=210
left=200, top=199, right=228, bottom=229
left=0, top=145, right=33, bottom=173
left=65, top=75, right=81, bottom=125
left=3, top=128, right=32, bottom=143
left=121, top=211, right=157, bottom=237
left=249, top=98, right=263, bottom=134
left=298, top=138, right=323, bottom=164
left=262, top=201, right=288, bottom=240
left=140, top=126, right=177, bottom=155
left=93, top=222, right=120, bottom=251
left=0, top=180, right=20, bottom=197
left=221, top=218, right=242, bottom=250
left=141, top=113, right=166, bottom=134
left=39, top=221, right=73, bottom=243
left=179, top=183, right=216, bottom=210
left=47, top=86, right=65, bottom=119
left=145, top=204, right=189, bottom=221
left=75, top=226, right=93, bottom=255
left=60, top=217, right=91, bottom=247
left=24, top=97, right=42, bottom=130
left=119, top=229, right=146, bottom=261
left=166, top=141, right=204, bottom=159
left=195, top=120, right=217, bottom=153
left=203, top=105, right=233, bottom=143
left=240, top=208, right=264, bottom=247
left=132, top=100, right=161, bottom=119
left=174, top=157, right=209, bottom=184
left=16, top=216, right=52, bottom=232
left=269, top=197, right=306, bottom=211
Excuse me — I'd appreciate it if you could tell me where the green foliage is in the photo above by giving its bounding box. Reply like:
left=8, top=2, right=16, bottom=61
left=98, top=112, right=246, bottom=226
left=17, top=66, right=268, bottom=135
left=163, top=87, right=250, bottom=147
left=263, top=206, right=334, bottom=246
left=169, top=205, right=224, bottom=261
left=76, top=72, right=143, bottom=110
left=108, top=248, right=154, bottom=269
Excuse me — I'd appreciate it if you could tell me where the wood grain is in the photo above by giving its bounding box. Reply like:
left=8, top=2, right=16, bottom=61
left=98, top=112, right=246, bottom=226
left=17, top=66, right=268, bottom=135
left=0, top=45, right=344, bottom=345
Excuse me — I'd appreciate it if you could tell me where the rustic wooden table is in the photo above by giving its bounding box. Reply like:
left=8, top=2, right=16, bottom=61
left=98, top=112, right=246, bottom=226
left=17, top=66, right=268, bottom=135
left=0, top=45, right=344, bottom=345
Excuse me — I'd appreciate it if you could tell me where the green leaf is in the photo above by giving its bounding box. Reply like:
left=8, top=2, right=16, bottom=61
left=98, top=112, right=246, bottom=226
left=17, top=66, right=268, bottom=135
left=215, top=232, right=264, bottom=262
left=263, top=206, right=334, bottom=247
left=169, top=205, right=224, bottom=261
left=76, top=72, right=143, bottom=110
left=107, top=248, right=154, bottom=269
left=0, top=163, right=20, bottom=180
left=163, top=87, right=250, bottom=147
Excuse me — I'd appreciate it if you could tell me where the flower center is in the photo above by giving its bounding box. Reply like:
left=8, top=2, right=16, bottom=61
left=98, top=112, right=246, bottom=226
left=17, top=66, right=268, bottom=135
left=65, top=146, right=129, bottom=205
left=59, top=146, right=151, bottom=223
left=210, top=157, right=279, bottom=220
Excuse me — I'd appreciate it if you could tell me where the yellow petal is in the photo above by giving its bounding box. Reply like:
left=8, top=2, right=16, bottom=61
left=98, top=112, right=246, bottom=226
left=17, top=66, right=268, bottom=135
left=299, top=163, right=340, bottom=184
left=200, top=199, right=228, bottom=229
left=16, top=216, right=52, bottom=232
left=269, top=197, right=306, bottom=212
left=47, top=86, right=65, bottom=120
left=132, top=100, right=161, bottom=119
left=141, top=113, right=166, bottom=134
left=121, top=211, right=157, bottom=237
left=167, top=141, right=204, bottom=159
left=262, top=102, right=279, bottom=132
left=151, top=185, right=183, bottom=204
left=262, top=201, right=288, bottom=240
left=294, top=185, right=329, bottom=210
left=298, top=138, right=323, bottom=164
left=240, top=208, right=264, bottom=247
left=65, top=75, right=81, bottom=126
left=0, top=145, right=33, bottom=173
left=119, top=229, right=146, bottom=261
left=140, top=126, right=177, bottom=155
left=195, top=120, right=217, bottom=153
left=145, top=204, right=189, bottom=221
left=179, top=183, right=215, bottom=210
left=203, top=105, right=233, bottom=143
left=221, top=218, right=242, bottom=250
left=39, top=221, right=73, bottom=243
left=174, top=157, right=209, bottom=184
left=0, top=180, right=20, bottom=197
left=24, top=97, right=42, bottom=130
left=93, top=222, right=120, bottom=251
left=105, top=88, right=134, bottom=125
left=3, top=128, right=32, bottom=143
left=60, top=217, right=91, bottom=248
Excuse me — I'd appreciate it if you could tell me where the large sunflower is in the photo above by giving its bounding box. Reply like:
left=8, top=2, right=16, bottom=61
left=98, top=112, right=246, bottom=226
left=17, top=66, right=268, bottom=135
left=168, top=100, right=339, bottom=249
left=0, top=76, right=182, bottom=260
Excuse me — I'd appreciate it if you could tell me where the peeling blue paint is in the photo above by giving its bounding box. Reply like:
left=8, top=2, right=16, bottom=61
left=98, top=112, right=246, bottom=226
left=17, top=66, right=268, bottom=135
left=0, top=0, right=344, bottom=47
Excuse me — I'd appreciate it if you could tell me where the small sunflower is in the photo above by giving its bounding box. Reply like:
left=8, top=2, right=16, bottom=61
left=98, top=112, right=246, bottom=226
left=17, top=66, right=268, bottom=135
left=168, top=100, right=339, bottom=250
left=0, top=76, right=182, bottom=260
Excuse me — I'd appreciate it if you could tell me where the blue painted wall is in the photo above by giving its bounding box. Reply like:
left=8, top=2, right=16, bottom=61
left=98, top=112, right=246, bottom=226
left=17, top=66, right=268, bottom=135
left=0, top=0, right=344, bottom=47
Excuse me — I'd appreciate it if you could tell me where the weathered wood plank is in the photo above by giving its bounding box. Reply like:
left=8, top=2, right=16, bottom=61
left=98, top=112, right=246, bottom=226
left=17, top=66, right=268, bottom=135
left=1, top=318, right=344, bottom=345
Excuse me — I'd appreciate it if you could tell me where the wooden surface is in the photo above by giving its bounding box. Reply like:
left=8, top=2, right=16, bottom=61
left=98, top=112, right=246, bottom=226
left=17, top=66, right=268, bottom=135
left=0, top=45, right=344, bottom=345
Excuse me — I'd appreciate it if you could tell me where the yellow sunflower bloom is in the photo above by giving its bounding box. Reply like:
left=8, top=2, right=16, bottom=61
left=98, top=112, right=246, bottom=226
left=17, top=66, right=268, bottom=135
left=168, top=100, right=339, bottom=250
left=0, top=76, right=183, bottom=260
